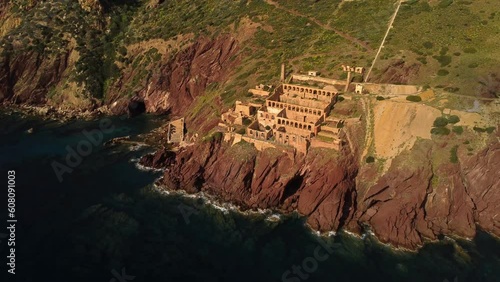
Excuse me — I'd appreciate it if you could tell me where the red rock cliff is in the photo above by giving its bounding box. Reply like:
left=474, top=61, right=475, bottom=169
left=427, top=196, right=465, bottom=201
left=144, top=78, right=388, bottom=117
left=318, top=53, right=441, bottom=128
left=144, top=137, right=499, bottom=250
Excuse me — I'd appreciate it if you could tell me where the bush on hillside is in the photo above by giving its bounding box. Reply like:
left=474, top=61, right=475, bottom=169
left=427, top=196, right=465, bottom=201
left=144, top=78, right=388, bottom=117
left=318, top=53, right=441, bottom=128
left=431, top=127, right=450, bottom=135
left=433, top=117, right=449, bottom=127
left=452, top=126, right=463, bottom=134
left=447, top=115, right=460, bottom=124
left=406, top=95, right=422, bottom=102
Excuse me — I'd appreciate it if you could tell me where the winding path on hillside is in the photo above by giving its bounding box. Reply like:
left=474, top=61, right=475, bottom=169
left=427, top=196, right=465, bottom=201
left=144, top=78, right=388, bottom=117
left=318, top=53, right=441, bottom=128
left=264, top=0, right=372, bottom=51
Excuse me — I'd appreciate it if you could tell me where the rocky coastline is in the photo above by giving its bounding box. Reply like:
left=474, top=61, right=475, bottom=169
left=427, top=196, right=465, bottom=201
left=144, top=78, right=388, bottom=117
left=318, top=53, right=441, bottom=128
left=138, top=135, right=500, bottom=251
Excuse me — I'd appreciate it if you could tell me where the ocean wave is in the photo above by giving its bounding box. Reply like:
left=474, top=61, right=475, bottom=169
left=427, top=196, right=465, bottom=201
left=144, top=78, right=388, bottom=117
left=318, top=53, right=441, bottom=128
left=151, top=184, right=284, bottom=221
left=129, top=157, right=165, bottom=172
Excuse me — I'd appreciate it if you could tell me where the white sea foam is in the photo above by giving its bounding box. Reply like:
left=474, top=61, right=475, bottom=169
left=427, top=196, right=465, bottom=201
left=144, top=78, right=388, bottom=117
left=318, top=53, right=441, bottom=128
left=151, top=184, right=284, bottom=220
left=129, top=144, right=146, bottom=151
left=130, top=157, right=165, bottom=172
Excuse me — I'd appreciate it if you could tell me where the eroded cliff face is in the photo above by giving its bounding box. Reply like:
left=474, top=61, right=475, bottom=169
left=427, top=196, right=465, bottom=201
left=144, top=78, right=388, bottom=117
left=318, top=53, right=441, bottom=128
left=0, top=32, right=238, bottom=119
left=142, top=137, right=499, bottom=249
left=0, top=2, right=238, bottom=117
left=146, top=138, right=358, bottom=233
left=355, top=140, right=499, bottom=249
left=0, top=50, right=69, bottom=104
left=107, top=35, right=239, bottom=116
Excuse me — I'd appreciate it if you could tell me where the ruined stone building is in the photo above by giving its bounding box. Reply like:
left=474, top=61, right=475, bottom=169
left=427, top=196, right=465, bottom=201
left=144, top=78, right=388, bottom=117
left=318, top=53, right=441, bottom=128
left=244, top=83, right=342, bottom=152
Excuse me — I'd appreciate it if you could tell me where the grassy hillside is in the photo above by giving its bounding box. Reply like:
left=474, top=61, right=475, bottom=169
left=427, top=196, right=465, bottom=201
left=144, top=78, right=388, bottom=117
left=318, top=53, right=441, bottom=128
left=0, top=0, right=498, bottom=111
left=377, top=0, right=500, bottom=97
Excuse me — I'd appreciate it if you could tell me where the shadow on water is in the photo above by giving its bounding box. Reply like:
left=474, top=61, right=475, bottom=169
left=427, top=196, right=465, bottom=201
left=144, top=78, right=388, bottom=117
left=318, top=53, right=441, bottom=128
left=0, top=113, right=499, bottom=282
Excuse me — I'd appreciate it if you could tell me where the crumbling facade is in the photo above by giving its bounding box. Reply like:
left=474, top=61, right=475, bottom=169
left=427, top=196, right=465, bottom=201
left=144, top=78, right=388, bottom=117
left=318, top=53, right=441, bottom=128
left=221, top=78, right=345, bottom=152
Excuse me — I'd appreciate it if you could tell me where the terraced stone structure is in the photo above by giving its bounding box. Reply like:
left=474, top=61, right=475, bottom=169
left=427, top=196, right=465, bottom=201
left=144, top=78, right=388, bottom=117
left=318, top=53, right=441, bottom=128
left=221, top=79, right=344, bottom=152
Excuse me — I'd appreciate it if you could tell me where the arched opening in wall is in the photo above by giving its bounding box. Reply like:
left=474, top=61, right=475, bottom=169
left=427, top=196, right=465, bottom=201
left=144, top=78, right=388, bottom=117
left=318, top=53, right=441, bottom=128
left=308, top=125, right=312, bottom=130
left=313, top=90, right=317, bottom=94
left=249, top=130, right=253, bottom=134
left=271, top=115, right=275, bottom=120
left=278, top=119, right=282, bottom=125
left=266, top=114, right=269, bottom=119
left=260, top=113, right=263, bottom=117
left=294, top=122, right=298, bottom=128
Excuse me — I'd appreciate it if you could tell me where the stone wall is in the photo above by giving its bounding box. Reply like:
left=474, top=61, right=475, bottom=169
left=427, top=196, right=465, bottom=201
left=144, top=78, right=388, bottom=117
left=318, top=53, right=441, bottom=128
left=277, top=117, right=317, bottom=134
left=266, top=99, right=326, bottom=116
left=249, top=89, right=270, bottom=96
left=247, top=122, right=272, bottom=140
left=310, top=138, right=341, bottom=150
left=279, top=95, right=330, bottom=110
left=273, top=131, right=309, bottom=153
left=291, top=74, right=347, bottom=86
left=283, top=83, right=336, bottom=102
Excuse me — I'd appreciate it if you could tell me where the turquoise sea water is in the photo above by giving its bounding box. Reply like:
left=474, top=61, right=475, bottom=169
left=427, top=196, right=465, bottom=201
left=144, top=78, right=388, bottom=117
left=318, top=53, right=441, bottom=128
left=0, top=112, right=499, bottom=282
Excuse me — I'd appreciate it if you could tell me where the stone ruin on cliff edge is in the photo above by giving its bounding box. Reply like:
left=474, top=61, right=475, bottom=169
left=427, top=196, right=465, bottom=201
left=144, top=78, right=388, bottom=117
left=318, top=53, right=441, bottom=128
left=219, top=64, right=352, bottom=153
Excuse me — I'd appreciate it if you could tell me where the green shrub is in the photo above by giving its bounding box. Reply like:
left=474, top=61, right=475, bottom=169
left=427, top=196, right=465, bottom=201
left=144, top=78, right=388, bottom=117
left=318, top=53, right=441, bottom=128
left=452, top=126, right=463, bottom=134
left=242, top=118, right=252, bottom=126
left=423, top=41, right=433, bottom=49
left=376, top=96, right=385, bottom=100
left=204, top=131, right=223, bottom=142
left=472, top=126, right=495, bottom=133
left=447, top=115, right=460, bottom=124
left=431, top=127, right=451, bottom=135
left=406, top=95, right=422, bottom=102
left=265, top=125, right=271, bottom=130
left=450, top=145, right=459, bottom=163
left=486, top=127, right=496, bottom=133
left=236, top=128, right=246, bottom=134
left=337, top=96, right=345, bottom=102
left=473, top=127, right=485, bottom=133
left=433, top=117, right=449, bottom=127
left=438, top=0, right=453, bottom=8
left=433, top=55, right=451, bottom=67
left=365, top=156, right=375, bottom=163
left=437, top=69, right=449, bottom=76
